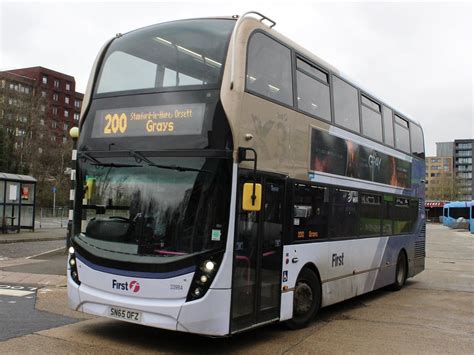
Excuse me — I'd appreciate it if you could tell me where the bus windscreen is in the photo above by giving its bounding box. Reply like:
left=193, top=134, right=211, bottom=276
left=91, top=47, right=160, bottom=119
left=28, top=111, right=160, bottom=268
left=95, top=19, right=235, bottom=95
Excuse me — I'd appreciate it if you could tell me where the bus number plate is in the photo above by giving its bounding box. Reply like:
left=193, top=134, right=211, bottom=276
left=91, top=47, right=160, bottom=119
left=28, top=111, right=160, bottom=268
left=109, top=306, right=142, bottom=322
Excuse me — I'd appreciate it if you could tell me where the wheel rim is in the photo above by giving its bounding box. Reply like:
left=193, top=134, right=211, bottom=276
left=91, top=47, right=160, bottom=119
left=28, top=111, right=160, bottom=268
left=294, top=281, right=313, bottom=316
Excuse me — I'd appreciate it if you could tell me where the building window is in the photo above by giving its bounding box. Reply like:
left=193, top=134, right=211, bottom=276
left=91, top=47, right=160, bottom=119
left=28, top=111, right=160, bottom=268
left=74, top=113, right=80, bottom=121
left=51, top=136, right=56, bottom=142
left=42, top=76, right=48, bottom=84
left=246, top=32, right=293, bottom=107
left=53, top=93, right=59, bottom=101
left=63, top=123, right=69, bottom=131
left=65, top=96, right=70, bottom=104
left=40, top=119, right=44, bottom=126
left=65, top=82, right=71, bottom=91
left=52, top=107, right=58, bottom=115
left=64, top=110, right=69, bottom=118
left=333, top=76, right=360, bottom=133
left=40, top=105, right=45, bottom=112
left=41, top=91, right=47, bottom=98
left=54, top=79, right=60, bottom=88
left=74, top=100, right=81, bottom=109
left=52, top=121, right=57, bottom=129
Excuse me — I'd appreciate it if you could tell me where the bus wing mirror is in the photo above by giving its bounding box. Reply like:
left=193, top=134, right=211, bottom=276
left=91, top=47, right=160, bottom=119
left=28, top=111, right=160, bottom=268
left=242, top=182, right=262, bottom=212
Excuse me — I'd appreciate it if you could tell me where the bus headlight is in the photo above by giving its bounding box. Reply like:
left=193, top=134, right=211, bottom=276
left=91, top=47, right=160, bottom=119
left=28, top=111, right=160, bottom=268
left=203, top=260, right=215, bottom=272
left=68, top=246, right=81, bottom=286
left=186, top=253, right=223, bottom=302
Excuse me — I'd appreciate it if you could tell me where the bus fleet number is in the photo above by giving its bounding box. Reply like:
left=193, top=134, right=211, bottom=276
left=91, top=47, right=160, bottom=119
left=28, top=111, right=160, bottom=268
left=104, top=113, right=127, bottom=135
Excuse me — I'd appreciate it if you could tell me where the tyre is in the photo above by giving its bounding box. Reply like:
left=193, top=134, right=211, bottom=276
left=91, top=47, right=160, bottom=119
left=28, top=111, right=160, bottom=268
left=391, top=251, right=407, bottom=291
left=285, top=268, right=321, bottom=330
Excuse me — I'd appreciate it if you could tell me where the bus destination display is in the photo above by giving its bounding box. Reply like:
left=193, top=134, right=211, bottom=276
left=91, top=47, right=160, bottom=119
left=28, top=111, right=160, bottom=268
left=91, top=103, right=206, bottom=138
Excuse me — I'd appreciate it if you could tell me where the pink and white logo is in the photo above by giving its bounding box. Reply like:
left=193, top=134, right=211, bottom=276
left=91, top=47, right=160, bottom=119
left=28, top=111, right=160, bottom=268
left=129, top=280, right=140, bottom=293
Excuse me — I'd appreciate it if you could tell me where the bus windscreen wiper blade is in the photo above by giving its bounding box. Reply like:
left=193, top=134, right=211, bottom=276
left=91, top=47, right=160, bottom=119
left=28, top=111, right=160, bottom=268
left=79, top=152, right=141, bottom=167
left=130, top=151, right=211, bottom=173
left=79, top=152, right=101, bottom=164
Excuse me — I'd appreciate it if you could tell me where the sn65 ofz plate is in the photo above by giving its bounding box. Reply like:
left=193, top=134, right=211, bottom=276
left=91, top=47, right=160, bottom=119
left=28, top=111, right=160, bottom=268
left=109, top=306, right=142, bottom=323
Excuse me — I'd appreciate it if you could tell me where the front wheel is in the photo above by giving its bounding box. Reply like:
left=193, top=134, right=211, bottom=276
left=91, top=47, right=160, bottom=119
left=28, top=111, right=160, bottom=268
left=285, top=268, right=321, bottom=329
left=391, top=251, right=407, bottom=291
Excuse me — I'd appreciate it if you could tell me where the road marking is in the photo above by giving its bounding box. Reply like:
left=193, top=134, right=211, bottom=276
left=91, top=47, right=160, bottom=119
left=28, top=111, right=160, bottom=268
left=0, top=289, right=35, bottom=297
left=26, top=247, right=65, bottom=259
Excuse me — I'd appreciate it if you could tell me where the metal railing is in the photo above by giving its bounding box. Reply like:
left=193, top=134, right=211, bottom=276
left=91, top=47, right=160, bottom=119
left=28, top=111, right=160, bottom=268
left=35, top=207, right=68, bottom=229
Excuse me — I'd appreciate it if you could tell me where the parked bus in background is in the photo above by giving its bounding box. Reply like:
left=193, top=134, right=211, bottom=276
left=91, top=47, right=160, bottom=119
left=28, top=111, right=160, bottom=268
left=442, top=201, right=471, bottom=229
left=68, top=12, right=426, bottom=336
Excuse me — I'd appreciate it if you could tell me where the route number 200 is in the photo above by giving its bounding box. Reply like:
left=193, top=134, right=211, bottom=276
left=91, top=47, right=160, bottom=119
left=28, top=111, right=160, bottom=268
left=104, top=113, right=127, bottom=134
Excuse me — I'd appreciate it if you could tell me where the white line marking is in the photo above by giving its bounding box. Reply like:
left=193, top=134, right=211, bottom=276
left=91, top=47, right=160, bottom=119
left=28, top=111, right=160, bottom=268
left=26, top=247, right=65, bottom=259
left=8, top=301, right=16, bottom=304
left=0, top=289, right=35, bottom=297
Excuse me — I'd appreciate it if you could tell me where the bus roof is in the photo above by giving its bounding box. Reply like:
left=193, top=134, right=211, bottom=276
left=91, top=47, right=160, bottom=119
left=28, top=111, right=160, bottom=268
left=444, top=201, right=472, bottom=208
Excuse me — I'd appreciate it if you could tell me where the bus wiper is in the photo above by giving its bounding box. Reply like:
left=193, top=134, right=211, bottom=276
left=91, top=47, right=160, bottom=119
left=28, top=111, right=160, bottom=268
left=79, top=152, right=141, bottom=168
left=131, top=151, right=211, bottom=173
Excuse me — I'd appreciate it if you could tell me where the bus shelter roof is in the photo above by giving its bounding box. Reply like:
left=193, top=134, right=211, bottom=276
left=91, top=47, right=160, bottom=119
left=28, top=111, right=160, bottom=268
left=0, top=172, right=37, bottom=183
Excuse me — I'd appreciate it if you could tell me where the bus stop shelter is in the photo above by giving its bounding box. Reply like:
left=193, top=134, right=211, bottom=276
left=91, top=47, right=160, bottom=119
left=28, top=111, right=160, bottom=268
left=0, top=173, right=37, bottom=233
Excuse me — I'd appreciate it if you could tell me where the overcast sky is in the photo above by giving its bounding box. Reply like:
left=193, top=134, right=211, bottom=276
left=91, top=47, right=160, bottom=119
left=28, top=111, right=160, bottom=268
left=1, top=1, right=472, bottom=155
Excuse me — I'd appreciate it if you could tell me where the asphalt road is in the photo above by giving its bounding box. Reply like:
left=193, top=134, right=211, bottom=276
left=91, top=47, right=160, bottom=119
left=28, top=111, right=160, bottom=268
left=0, top=224, right=472, bottom=353
left=0, top=284, right=78, bottom=342
left=0, top=240, right=65, bottom=260
left=3, top=249, right=67, bottom=276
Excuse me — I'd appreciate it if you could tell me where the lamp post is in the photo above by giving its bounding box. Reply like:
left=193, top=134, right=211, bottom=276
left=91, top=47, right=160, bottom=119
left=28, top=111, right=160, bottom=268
left=67, top=126, right=79, bottom=247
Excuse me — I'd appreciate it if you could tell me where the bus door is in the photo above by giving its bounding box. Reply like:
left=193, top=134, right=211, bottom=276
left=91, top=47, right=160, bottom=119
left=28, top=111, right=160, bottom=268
left=231, top=174, right=286, bottom=333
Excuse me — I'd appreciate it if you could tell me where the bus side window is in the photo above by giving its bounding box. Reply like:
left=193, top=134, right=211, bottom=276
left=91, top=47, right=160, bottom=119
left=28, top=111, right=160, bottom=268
left=246, top=32, right=293, bottom=107
left=293, top=184, right=329, bottom=241
left=330, top=189, right=359, bottom=239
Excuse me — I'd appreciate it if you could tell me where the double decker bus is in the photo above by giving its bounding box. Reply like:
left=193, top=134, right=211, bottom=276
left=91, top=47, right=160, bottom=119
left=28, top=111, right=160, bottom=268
left=68, top=12, right=426, bottom=336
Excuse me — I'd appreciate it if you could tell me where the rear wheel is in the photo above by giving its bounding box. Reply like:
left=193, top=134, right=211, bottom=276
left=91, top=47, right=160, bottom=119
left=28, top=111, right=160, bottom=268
left=285, top=268, right=321, bottom=329
left=392, top=251, right=407, bottom=291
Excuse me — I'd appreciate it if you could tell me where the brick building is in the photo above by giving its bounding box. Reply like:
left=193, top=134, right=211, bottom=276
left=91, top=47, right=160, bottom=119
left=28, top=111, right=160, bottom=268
left=1, top=66, right=83, bottom=144
left=425, top=156, right=454, bottom=201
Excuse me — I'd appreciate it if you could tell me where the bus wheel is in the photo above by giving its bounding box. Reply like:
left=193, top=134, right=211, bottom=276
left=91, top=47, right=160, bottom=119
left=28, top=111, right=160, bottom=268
left=285, top=268, right=321, bottom=330
left=391, top=251, right=407, bottom=291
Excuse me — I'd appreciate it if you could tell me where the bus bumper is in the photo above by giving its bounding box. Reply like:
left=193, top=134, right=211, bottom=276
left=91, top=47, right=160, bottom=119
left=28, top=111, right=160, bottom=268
left=68, top=276, right=231, bottom=336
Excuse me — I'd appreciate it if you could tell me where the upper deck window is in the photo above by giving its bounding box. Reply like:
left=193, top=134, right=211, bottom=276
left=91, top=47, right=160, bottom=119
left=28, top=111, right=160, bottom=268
left=246, top=32, right=293, bottom=107
left=295, top=58, right=330, bottom=121
left=394, top=114, right=410, bottom=153
left=333, top=76, right=360, bottom=133
left=96, top=19, right=235, bottom=95
left=361, top=94, right=382, bottom=142
left=410, top=123, right=425, bottom=159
